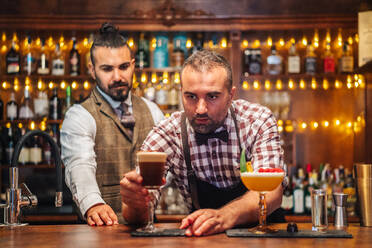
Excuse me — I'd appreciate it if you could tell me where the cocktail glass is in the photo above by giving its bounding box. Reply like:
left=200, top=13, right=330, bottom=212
left=136, top=151, right=167, bottom=233
left=240, top=169, right=284, bottom=234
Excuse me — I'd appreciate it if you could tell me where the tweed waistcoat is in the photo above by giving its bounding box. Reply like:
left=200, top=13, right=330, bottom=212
left=81, top=87, right=154, bottom=221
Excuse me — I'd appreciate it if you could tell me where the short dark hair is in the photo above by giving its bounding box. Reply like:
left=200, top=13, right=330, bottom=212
left=90, top=22, right=133, bottom=65
left=181, top=49, right=233, bottom=90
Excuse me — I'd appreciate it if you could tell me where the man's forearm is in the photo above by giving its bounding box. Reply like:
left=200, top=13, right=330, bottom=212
left=220, top=185, right=283, bottom=227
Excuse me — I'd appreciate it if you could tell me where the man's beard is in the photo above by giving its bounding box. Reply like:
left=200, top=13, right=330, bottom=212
left=95, top=73, right=132, bottom=102
left=189, top=113, right=224, bottom=134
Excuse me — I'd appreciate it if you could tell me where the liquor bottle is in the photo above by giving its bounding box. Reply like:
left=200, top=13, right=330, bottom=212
left=144, top=82, right=156, bottom=102
left=287, top=42, right=300, bottom=74
left=155, top=78, right=169, bottom=111
left=171, top=38, right=185, bottom=68
left=343, top=170, right=357, bottom=217
left=69, top=37, right=80, bottom=76
left=85, top=33, right=94, bottom=75
left=153, top=35, right=169, bottom=69
left=22, top=35, right=37, bottom=75
left=51, top=43, right=65, bottom=76
left=339, top=41, right=354, bottom=73
left=249, top=48, right=262, bottom=75
left=33, top=90, right=49, bottom=120
left=5, top=125, right=14, bottom=165
left=6, top=40, right=20, bottom=75
left=323, top=42, right=335, bottom=73
left=49, top=88, right=62, bottom=120
left=0, top=97, right=3, bottom=120
left=266, top=45, right=282, bottom=75
left=6, top=92, right=18, bottom=121
left=37, top=38, right=50, bottom=75
left=19, top=87, right=34, bottom=120
left=187, top=32, right=203, bottom=58
left=44, top=128, right=53, bottom=165
left=281, top=177, right=294, bottom=214
left=304, top=173, right=316, bottom=214
left=18, top=127, right=30, bottom=165
left=62, top=85, right=73, bottom=117
left=29, top=135, right=42, bottom=165
left=293, top=168, right=305, bottom=214
left=168, top=81, right=180, bottom=110
left=242, top=48, right=251, bottom=74
left=304, top=41, right=317, bottom=74
left=135, top=32, right=149, bottom=69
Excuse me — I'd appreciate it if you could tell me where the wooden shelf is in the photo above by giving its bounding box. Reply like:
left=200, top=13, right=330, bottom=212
left=0, top=120, right=63, bottom=125
left=1, top=164, right=63, bottom=169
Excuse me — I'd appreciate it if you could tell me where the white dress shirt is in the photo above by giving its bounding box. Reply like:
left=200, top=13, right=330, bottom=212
left=61, top=88, right=164, bottom=217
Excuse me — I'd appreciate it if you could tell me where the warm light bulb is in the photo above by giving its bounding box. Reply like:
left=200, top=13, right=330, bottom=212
left=60, top=80, right=67, bottom=89
left=348, top=36, right=353, bottom=45
left=151, top=38, right=157, bottom=49
left=141, top=72, right=148, bottom=84
left=325, top=29, right=331, bottom=43
left=279, top=38, right=285, bottom=47
left=186, top=38, right=192, bottom=48
left=30, top=121, right=36, bottom=130
left=37, top=79, right=43, bottom=90
left=71, top=81, right=78, bottom=89
left=300, top=79, right=306, bottom=89
left=354, top=34, right=359, bottom=43
left=335, top=119, right=341, bottom=126
left=277, top=119, right=283, bottom=126
left=220, top=37, right=227, bottom=48
left=18, top=123, right=23, bottom=129
left=253, top=80, right=260, bottom=90
left=337, top=28, right=343, bottom=47
left=288, top=79, right=295, bottom=90
left=285, top=121, right=294, bottom=132
left=151, top=73, right=157, bottom=83
left=312, top=121, right=319, bottom=129
left=165, top=113, right=171, bottom=118
left=264, top=80, right=271, bottom=90
left=2, top=81, right=8, bottom=89
left=335, top=80, right=342, bottom=89
left=83, top=37, right=89, bottom=48
left=323, top=121, right=329, bottom=127
left=322, top=79, right=329, bottom=90
left=14, top=77, right=20, bottom=91
left=347, top=122, right=352, bottom=128
left=49, top=81, right=54, bottom=89
left=127, top=37, right=134, bottom=49
left=241, top=40, right=249, bottom=48
left=313, top=29, right=319, bottom=48
left=242, top=81, right=249, bottom=90
left=6, top=122, right=11, bottom=129
left=40, top=121, right=47, bottom=131
left=83, top=80, right=90, bottom=90
left=267, top=37, right=272, bottom=47
left=174, top=72, right=180, bottom=84
left=276, top=79, right=283, bottom=90
left=311, top=78, right=317, bottom=90
left=302, top=36, right=307, bottom=46
left=253, top=39, right=261, bottom=48
left=301, top=122, right=307, bottom=129
left=278, top=126, right=283, bottom=132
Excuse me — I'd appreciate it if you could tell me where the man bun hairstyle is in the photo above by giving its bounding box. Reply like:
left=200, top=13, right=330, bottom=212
left=90, top=22, right=133, bottom=65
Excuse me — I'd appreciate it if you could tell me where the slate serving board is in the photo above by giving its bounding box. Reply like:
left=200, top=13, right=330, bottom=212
left=131, top=229, right=186, bottom=237
left=226, top=229, right=353, bottom=238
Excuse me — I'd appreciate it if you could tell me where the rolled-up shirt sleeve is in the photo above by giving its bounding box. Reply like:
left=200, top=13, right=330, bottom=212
left=61, top=104, right=105, bottom=217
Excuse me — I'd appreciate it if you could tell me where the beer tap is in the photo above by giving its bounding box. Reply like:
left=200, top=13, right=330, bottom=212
left=3, top=130, right=63, bottom=226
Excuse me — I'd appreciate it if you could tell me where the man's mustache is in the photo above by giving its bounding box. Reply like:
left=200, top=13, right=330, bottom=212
left=108, top=81, right=129, bottom=89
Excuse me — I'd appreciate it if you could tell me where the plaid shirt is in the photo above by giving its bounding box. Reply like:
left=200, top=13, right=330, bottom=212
left=141, top=99, right=284, bottom=210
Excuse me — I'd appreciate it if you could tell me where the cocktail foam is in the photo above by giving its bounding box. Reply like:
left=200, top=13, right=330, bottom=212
left=241, top=172, right=285, bottom=177
left=137, top=151, right=167, bottom=162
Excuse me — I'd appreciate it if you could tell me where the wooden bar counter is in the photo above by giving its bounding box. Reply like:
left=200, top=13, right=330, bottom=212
left=1, top=223, right=372, bottom=248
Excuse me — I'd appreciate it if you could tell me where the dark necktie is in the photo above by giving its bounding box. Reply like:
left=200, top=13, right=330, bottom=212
left=118, top=102, right=135, bottom=138
left=195, top=130, right=229, bottom=146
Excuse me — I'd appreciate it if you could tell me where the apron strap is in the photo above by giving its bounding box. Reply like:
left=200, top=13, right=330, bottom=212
left=181, top=105, right=241, bottom=210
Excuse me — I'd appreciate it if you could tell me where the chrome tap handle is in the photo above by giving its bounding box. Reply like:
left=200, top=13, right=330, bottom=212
left=20, top=183, right=38, bottom=207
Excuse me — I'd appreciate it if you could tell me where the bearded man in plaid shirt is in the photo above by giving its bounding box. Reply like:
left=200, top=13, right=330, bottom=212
left=120, top=49, right=285, bottom=236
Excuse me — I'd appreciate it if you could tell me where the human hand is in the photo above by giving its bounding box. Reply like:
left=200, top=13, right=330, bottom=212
left=120, top=170, right=150, bottom=210
left=86, top=203, right=118, bottom=226
left=179, top=208, right=236, bottom=236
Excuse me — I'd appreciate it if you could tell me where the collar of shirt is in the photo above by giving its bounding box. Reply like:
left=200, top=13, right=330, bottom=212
left=96, top=86, right=133, bottom=113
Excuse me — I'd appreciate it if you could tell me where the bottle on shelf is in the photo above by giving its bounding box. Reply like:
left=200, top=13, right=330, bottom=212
left=323, top=42, right=335, bottom=73
left=343, top=169, right=357, bottom=217
left=144, top=82, right=156, bottom=102
left=49, top=88, right=62, bottom=120
left=304, top=172, right=317, bottom=214
left=37, top=38, right=50, bottom=75
left=168, top=79, right=180, bottom=110
left=187, top=32, right=204, bottom=58
left=287, top=42, right=300, bottom=74
left=267, top=45, right=282, bottom=75
left=51, top=43, right=65, bottom=76
left=153, top=34, right=169, bottom=69
left=155, top=78, right=169, bottom=111
left=33, top=90, right=49, bottom=120
left=339, top=41, right=354, bottom=73
left=62, top=85, right=73, bottom=117
left=135, top=32, right=149, bottom=69
left=281, top=176, right=294, bottom=215
left=22, top=35, right=37, bottom=75
left=18, top=127, right=30, bottom=165
left=5, top=125, right=15, bottom=165
left=69, top=37, right=80, bottom=76
left=293, top=168, right=305, bottom=215
left=29, top=135, right=42, bottom=165
left=6, top=92, right=18, bottom=121
left=19, top=87, right=34, bottom=120
left=0, top=97, right=3, bottom=120
left=304, top=41, right=317, bottom=74
left=6, top=40, right=20, bottom=75
left=171, top=38, right=185, bottom=68
left=44, top=128, right=53, bottom=165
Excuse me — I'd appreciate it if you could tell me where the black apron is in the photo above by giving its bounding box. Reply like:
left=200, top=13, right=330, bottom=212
left=180, top=107, right=284, bottom=223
